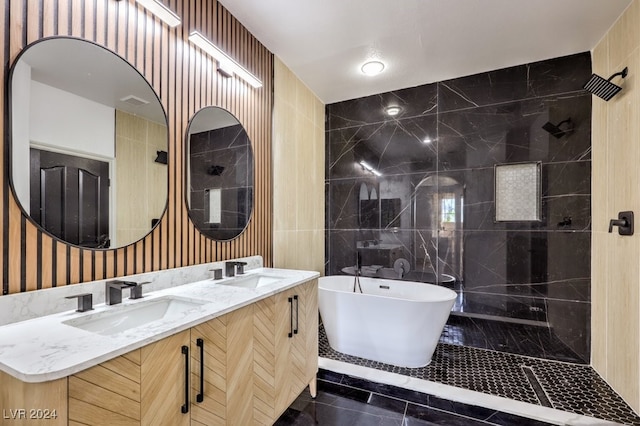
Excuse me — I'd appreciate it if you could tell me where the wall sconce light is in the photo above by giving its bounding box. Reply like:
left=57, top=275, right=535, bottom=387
left=135, top=0, right=181, bottom=27
left=188, top=31, right=263, bottom=88
left=155, top=150, right=168, bottom=164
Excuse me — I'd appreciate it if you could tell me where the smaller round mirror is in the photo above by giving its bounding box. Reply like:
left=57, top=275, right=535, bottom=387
left=185, top=107, right=254, bottom=240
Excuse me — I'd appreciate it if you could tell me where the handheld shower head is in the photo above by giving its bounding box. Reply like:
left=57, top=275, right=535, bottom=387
left=583, top=67, right=628, bottom=101
left=542, top=118, right=573, bottom=139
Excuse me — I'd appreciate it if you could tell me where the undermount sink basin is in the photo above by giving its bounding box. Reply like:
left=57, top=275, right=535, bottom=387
left=223, top=274, right=286, bottom=289
left=63, top=296, right=208, bottom=336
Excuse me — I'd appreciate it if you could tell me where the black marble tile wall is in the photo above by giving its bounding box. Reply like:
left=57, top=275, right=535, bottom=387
left=189, top=124, right=253, bottom=240
left=325, top=52, right=592, bottom=362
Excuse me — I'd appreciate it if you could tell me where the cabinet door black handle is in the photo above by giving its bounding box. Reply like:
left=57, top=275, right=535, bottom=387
left=181, top=345, right=189, bottom=414
left=196, top=338, right=204, bottom=403
left=288, top=297, right=293, bottom=338
left=293, top=295, right=299, bottom=335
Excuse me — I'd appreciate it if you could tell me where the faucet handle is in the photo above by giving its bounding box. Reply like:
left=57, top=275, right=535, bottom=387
left=236, top=262, right=248, bottom=275
left=66, top=293, right=93, bottom=312
left=127, top=281, right=150, bottom=300
left=209, top=268, right=223, bottom=280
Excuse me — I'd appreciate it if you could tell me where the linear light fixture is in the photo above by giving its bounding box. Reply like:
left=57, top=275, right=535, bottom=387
left=135, top=0, right=181, bottom=27
left=188, top=31, right=263, bottom=88
left=359, top=160, right=382, bottom=177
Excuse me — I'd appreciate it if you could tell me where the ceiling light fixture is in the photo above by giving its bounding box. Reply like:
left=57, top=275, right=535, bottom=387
left=361, top=60, right=385, bottom=76
left=188, top=31, right=263, bottom=88
left=385, top=106, right=402, bottom=116
left=135, top=0, right=181, bottom=27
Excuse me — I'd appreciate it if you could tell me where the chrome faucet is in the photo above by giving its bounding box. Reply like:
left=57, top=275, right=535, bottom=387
left=105, top=280, right=148, bottom=305
left=224, top=261, right=247, bottom=277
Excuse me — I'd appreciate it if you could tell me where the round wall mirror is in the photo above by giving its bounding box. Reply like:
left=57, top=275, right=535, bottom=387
left=9, top=37, right=168, bottom=249
left=185, top=107, right=254, bottom=240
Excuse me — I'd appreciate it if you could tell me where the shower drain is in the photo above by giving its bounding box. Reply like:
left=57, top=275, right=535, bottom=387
left=521, top=365, right=553, bottom=408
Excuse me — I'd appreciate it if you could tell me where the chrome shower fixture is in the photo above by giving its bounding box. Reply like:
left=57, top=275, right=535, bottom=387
left=583, top=67, right=628, bottom=101
left=542, top=118, right=573, bottom=139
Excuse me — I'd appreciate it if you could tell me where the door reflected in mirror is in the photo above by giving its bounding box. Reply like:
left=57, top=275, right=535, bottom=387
left=9, top=37, right=168, bottom=249
left=186, top=107, right=254, bottom=240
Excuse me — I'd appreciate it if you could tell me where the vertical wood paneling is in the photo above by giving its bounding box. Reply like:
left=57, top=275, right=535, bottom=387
left=2, top=0, right=272, bottom=295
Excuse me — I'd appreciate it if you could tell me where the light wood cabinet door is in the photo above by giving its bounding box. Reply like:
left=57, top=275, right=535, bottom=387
left=253, top=279, right=318, bottom=424
left=68, top=332, right=192, bottom=426
left=140, top=330, right=191, bottom=426
left=190, top=304, right=254, bottom=426
left=69, top=350, right=141, bottom=426
left=300, top=279, right=319, bottom=393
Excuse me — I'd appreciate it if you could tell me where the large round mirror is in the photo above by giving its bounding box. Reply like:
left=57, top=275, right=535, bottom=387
left=186, top=107, right=253, bottom=240
left=9, top=37, right=168, bottom=249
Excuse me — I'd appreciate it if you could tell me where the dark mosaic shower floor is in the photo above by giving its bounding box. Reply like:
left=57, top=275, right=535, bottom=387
left=319, top=323, right=640, bottom=425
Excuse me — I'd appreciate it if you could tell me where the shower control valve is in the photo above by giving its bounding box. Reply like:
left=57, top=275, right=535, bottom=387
left=609, top=211, right=634, bottom=236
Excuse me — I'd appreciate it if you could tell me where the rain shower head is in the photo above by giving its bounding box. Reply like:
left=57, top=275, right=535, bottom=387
left=583, top=67, right=628, bottom=101
left=542, top=118, right=573, bottom=139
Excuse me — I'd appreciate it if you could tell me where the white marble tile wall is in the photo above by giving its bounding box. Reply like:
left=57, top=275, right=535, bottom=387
left=0, top=255, right=263, bottom=327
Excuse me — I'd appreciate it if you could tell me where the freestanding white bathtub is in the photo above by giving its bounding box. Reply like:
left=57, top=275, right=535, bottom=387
left=318, top=275, right=457, bottom=368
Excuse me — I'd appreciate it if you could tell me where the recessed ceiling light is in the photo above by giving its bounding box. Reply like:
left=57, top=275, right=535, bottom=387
left=361, top=60, right=385, bottom=76
left=385, top=106, right=402, bottom=116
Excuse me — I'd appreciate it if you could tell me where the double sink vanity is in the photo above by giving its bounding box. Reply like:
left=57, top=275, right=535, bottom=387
left=0, top=256, right=319, bottom=425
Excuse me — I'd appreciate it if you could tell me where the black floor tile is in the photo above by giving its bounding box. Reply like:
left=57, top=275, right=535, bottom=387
left=425, top=395, right=497, bottom=422
left=485, top=411, right=557, bottom=426
left=340, top=375, right=429, bottom=406
left=404, top=403, right=492, bottom=426
left=277, top=374, right=562, bottom=426
left=275, top=389, right=404, bottom=426
left=317, top=369, right=345, bottom=384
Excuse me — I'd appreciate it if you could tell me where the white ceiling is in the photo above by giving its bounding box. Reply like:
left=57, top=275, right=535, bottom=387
left=218, top=0, right=632, bottom=104
left=20, top=38, right=166, bottom=124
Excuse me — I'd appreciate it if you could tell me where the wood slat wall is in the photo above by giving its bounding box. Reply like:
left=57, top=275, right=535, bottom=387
left=1, top=0, right=274, bottom=295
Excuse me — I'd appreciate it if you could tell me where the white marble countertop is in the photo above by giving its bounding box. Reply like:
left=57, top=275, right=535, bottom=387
left=0, top=267, right=319, bottom=383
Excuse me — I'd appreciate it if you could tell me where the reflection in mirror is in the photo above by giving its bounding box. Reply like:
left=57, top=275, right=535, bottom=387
left=414, top=175, right=464, bottom=280
left=10, top=37, right=168, bottom=249
left=186, top=107, right=254, bottom=240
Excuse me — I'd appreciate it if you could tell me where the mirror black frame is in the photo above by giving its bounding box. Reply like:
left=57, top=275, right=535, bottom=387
left=184, top=106, right=254, bottom=241
left=6, top=36, right=169, bottom=250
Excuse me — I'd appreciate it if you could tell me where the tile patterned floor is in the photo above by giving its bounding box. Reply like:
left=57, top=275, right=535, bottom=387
left=275, top=370, right=555, bottom=426
left=319, top=323, right=640, bottom=425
